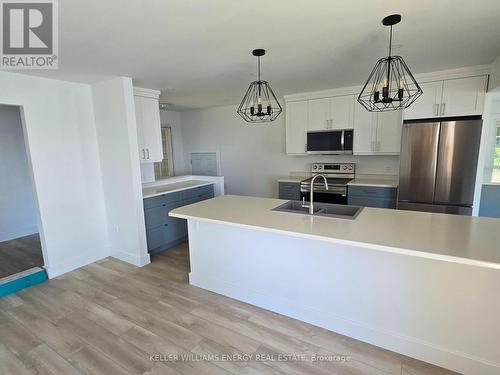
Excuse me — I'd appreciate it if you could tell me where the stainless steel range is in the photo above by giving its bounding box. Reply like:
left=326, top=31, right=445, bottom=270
left=301, top=163, right=355, bottom=205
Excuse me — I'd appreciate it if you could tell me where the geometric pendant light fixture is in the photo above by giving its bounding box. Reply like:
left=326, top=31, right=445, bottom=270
left=237, top=49, right=282, bottom=123
left=358, top=15, right=423, bottom=112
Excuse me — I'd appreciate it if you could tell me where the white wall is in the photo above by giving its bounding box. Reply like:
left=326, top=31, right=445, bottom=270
left=178, top=105, right=399, bottom=198
left=0, top=105, right=38, bottom=242
left=0, top=71, right=109, bottom=278
left=92, top=77, right=150, bottom=267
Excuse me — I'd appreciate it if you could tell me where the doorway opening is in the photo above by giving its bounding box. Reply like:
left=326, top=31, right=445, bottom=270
left=0, top=105, right=45, bottom=284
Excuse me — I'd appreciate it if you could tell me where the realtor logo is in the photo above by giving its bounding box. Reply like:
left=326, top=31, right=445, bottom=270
left=0, top=0, right=58, bottom=69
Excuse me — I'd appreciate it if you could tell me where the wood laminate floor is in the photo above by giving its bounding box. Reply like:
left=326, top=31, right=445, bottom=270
left=0, top=242, right=458, bottom=375
left=0, top=234, right=44, bottom=279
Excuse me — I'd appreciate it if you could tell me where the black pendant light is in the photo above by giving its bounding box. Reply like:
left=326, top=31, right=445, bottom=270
left=358, top=15, right=422, bottom=112
left=237, top=49, right=282, bottom=123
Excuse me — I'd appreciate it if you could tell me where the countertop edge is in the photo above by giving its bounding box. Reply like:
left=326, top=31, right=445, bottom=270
left=277, top=178, right=304, bottom=183
left=143, top=181, right=215, bottom=199
left=169, top=211, right=500, bottom=271
left=347, top=181, right=399, bottom=188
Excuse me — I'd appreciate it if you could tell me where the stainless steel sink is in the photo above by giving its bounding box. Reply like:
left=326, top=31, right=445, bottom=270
left=273, top=200, right=324, bottom=214
left=272, top=200, right=363, bottom=220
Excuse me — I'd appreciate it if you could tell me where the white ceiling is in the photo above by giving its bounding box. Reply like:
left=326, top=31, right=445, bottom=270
left=18, top=0, right=500, bottom=109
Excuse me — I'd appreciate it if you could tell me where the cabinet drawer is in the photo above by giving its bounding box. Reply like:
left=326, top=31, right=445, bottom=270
left=348, top=186, right=397, bottom=199
left=348, top=196, right=396, bottom=209
left=146, top=219, right=187, bottom=252
left=165, top=220, right=187, bottom=242
left=144, top=191, right=183, bottom=209
left=278, top=182, right=301, bottom=200
left=146, top=225, right=167, bottom=250
left=183, top=193, right=213, bottom=206
left=181, top=185, right=214, bottom=200
left=144, top=201, right=184, bottom=228
left=199, top=191, right=215, bottom=201
left=144, top=205, right=168, bottom=228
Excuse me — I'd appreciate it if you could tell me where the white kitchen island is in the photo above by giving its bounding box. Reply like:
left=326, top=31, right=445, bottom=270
left=170, top=195, right=500, bottom=375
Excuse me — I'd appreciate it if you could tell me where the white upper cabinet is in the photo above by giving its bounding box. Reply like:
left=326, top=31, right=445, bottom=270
left=285, top=69, right=488, bottom=156
left=376, top=110, right=403, bottom=154
left=403, top=81, right=443, bottom=120
left=307, top=95, right=354, bottom=131
left=403, top=76, right=487, bottom=120
left=134, top=96, right=145, bottom=160
left=330, top=95, right=354, bottom=130
left=307, top=97, right=331, bottom=130
left=441, top=76, right=487, bottom=117
left=134, top=87, right=163, bottom=163
left=353, top=99, right=376, bottom=154
left=353, top=99, right=402, bottom=155
left=285, top=100, right=308, bottom=155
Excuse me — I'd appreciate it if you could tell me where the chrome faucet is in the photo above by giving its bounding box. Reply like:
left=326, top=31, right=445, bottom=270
left=302, top=174, right=329, bottom=215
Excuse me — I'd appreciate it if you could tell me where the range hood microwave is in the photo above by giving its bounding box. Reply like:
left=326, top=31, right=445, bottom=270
left=306, top=129, right=353, bottom=155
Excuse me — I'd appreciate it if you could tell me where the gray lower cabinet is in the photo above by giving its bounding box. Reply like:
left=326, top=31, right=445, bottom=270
left=278, top=182, right=301, bottom=200
left=347, top=185, right=397, bottom=209
left=143, top=184, right=214, bottom=253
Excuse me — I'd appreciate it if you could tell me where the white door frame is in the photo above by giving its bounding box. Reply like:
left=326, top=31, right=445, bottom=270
left=0, top=103, right=48, bottom=270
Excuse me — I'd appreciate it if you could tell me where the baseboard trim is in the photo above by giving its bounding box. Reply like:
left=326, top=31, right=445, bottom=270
left=45, top=251, right=107, bottom=278
left=189, top=272, right=500, bottom=375
left=111, top=249, right=150, bottom=267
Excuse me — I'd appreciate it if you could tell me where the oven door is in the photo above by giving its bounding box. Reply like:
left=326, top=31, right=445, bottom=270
left=300, top=187, right=348, bottom=205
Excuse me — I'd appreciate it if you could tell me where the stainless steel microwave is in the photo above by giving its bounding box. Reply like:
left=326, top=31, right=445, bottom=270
left=306, top=129, right=353, bottom=154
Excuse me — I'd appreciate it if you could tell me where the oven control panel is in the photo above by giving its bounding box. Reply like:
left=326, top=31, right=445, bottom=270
left=311, top=163, right=355, bottom=173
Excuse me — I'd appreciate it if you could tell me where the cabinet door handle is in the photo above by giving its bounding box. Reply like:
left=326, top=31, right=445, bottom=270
left=440, top=103, right=445, bottom=116
left=142, top=149, right=146, bottom=159
left=435, top=104, right=440, bottom=116
left=146, top=149, right=150, bottom=159
left=305, top=143, right=307, bottom=152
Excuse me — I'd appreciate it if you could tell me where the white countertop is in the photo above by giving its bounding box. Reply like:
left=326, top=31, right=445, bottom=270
left=347, top=174, right=399, bottom=188
left=170, top=195, right=500, bottom=270
left=347, top=177, right=399, bottom=188
left=142, top=180, right=215, bottom=199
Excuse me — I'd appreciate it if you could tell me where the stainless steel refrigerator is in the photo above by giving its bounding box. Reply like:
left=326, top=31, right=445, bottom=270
left=398, top=118, right=482, bottom=215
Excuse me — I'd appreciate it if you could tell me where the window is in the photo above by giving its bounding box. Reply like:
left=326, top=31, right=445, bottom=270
left=154, top=127, right=174, bottom=179
left=493, top=121, right=500, bottom=183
